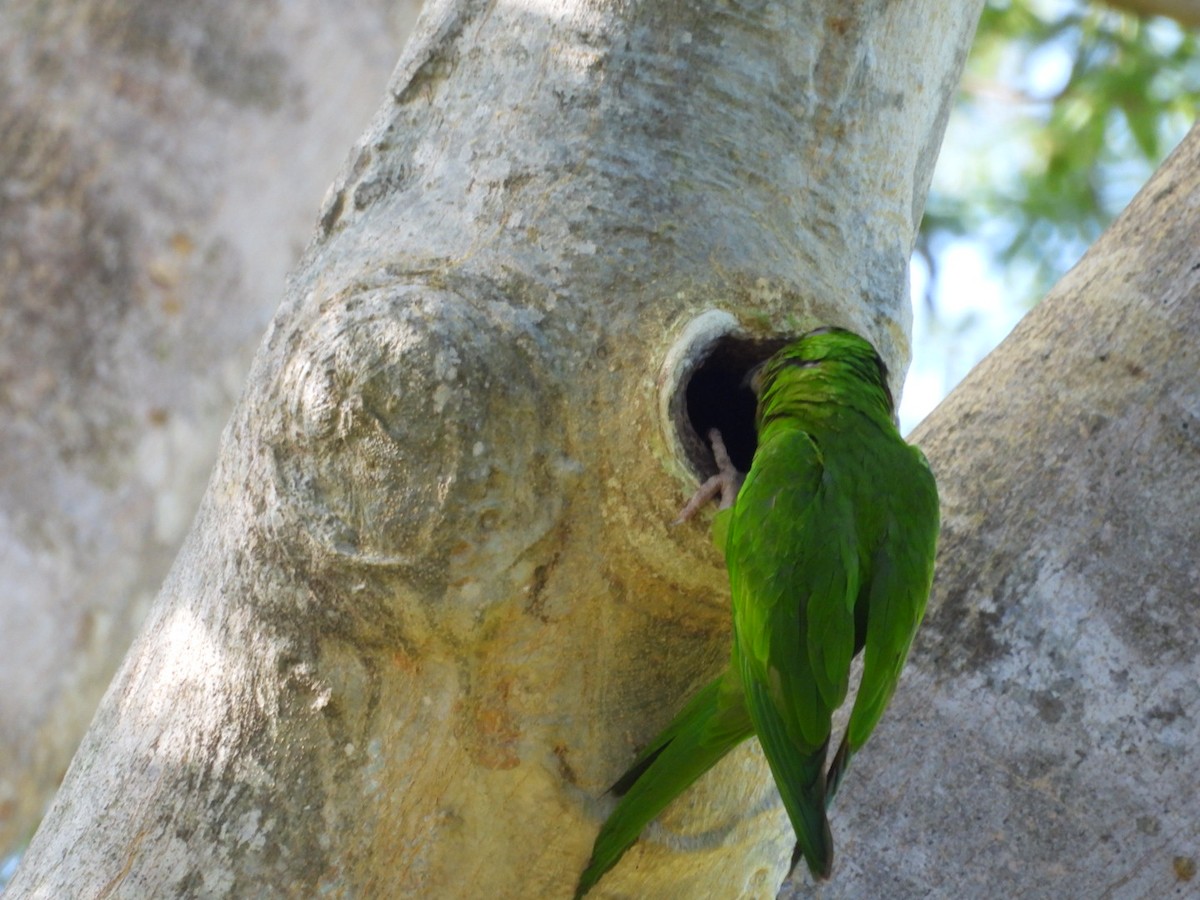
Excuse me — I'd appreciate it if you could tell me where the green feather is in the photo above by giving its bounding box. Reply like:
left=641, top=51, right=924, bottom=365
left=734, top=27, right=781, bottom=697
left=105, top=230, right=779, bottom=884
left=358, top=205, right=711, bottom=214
left=576, top=327, right=939, bottom=894
left=574, top=673, right=753, bottom=898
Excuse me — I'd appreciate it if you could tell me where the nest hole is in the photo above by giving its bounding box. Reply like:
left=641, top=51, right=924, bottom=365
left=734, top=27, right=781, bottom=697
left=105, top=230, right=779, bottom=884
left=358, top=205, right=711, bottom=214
left=680, top=334, right=791, bottom=476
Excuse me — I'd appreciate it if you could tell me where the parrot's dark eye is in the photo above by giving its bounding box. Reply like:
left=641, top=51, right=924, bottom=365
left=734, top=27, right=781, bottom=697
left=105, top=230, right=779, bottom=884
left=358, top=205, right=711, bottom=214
left=681, top=335, right=789, bottom=474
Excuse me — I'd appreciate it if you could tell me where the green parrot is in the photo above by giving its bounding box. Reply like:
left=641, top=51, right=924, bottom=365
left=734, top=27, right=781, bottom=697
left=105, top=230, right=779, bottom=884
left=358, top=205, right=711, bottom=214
left=575, top=326, right=939, bottom=897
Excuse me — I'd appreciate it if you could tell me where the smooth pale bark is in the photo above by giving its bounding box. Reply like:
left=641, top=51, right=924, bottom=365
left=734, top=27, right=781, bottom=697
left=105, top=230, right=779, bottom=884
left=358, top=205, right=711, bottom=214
left=0, top=0, right=419, bottom=855
left=7, top=1, right=980, bottom=897
left=795, top=125, right=1200, bottom=898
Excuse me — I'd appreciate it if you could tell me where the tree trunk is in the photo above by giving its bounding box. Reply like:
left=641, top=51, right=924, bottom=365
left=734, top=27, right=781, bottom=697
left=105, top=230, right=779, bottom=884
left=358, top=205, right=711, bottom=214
left=7, top=1, right=980, bottom=897
left=794, top=124, right=1200, bottom=898
left=0, top=0, right=418, bottom=854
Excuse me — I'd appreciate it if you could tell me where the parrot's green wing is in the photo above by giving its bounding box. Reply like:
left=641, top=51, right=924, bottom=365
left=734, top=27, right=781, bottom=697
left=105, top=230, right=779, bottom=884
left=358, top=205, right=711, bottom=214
left=710, top=505, right=733, bottom=556
left=574, top=670, right=754, bottom=898
left=827, top=445, right=940, bottom=802
left=726, top=425, right=858, bottom=880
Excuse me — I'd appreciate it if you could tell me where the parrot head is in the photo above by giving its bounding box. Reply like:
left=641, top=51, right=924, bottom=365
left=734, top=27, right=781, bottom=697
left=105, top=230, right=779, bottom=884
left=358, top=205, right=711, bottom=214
left=748, top=327, right=896, bottom=423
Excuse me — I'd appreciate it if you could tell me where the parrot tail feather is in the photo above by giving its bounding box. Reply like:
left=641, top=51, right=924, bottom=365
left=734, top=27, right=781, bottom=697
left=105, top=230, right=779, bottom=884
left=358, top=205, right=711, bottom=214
left=746, top=678, right=834, bottom=881
left=774, top=745, right=834, bottom=881
left=824, top=732, right=854, bottom=808
left=575, top=675, right=752, bottom=898
left=609, top=743, right=667, bottom=797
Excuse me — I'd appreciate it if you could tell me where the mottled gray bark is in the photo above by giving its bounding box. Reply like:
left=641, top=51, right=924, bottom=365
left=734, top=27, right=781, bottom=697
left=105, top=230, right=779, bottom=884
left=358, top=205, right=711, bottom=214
left=7, top=1, right=980, bottom=897
left=797, top=125, right=1200, bottom=898
left=0, top=0, right=419, bottom=855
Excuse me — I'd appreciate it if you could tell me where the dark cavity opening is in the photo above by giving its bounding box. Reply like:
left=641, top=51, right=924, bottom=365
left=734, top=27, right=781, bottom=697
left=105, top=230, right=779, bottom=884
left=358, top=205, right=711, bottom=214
left=681, top=335, right=791, bottom=476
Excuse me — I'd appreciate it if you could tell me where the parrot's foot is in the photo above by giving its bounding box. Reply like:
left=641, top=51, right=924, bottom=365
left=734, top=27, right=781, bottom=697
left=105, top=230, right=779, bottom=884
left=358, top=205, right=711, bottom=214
left=674, top=429, right=744, bottom=523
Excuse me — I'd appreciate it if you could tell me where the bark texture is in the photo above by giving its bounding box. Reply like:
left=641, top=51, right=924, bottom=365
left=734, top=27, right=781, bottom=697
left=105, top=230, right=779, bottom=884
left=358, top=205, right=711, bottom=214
left=794, top=125, right=1200, bottom=898
left=0, top=0, right=419, bottom=854
left=8, top=1, right=980, bottom=897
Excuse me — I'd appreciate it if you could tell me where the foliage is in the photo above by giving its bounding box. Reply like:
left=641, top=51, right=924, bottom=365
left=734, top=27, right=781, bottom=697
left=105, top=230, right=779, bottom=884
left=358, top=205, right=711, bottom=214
left=922, top=0, right=1200, bottom=306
